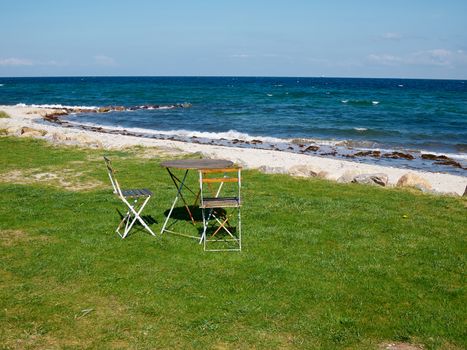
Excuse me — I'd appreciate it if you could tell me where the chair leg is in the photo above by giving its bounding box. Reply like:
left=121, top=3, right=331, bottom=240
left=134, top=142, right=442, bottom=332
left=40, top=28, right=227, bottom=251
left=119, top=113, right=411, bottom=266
left=199, top=208, right=208, bottom=244
left=133, top=196, right=156, bottom=236
left=202, top=207, right=241, bottom=252
left=117, top=196, right=155, bottom=238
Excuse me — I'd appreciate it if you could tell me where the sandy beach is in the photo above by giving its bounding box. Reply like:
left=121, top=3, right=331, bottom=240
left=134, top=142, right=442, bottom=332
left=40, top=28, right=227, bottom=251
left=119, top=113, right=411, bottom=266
left=1, top=104, right=466, bottom=195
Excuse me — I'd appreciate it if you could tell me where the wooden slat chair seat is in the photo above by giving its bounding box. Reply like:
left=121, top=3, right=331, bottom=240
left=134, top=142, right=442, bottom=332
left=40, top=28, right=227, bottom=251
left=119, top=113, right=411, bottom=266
left=121, top=189, right=153, bottom=198
left=201, top=197, right=240, bottom=208
left=199, top=167, right=242, bottom=252
left=103, top=156, right=156, bottom=239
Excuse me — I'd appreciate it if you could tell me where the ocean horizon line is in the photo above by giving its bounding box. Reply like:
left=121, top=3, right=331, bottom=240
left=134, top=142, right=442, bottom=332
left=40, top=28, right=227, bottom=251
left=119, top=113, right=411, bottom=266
left=1, top=75, right=466, bottom=82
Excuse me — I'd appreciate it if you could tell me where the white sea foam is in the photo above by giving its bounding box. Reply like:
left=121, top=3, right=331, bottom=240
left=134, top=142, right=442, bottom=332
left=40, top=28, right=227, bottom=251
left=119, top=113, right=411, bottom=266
left=65, top=121, right=286, bottom=144
left=0, top=84, right=4, bottom=87
left=15, top=103, right=98, bottom=109
left=341, top=100, right=349, bottom=103
left=372, top=101, right=380, bottom=105
left=354, top=127, right=368, bottom=131
left=266, top=94, right=273, bottom=97
left=398, top=84, right=404, bottom=87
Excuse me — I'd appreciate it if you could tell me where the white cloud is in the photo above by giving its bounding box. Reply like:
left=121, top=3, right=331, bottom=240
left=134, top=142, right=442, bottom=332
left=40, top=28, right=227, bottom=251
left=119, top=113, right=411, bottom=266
left=0, top=57, right=34, bottom=66
left=0, top=58, right=67, bottom=67
left=94, top=55, right=117, bottom=66
left=368, top=49, right=467, bottom=67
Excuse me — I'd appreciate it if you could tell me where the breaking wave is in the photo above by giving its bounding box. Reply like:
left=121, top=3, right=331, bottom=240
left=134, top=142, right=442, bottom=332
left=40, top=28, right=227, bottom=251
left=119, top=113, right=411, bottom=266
left=15, top=103, right=98, bottom=109
left=63, top=120, right=286, bottom=144
left=341, top=99, right=380, bottom=106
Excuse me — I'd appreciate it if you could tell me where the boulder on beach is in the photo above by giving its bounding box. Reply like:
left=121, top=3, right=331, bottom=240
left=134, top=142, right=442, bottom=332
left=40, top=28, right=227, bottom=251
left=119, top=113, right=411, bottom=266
left=288, top=165, right=319, bottom=178
left=337, top=170, right=362, bottom=183
left=352, top=173, right=388, bottom=187
left=20, top=126, right=47, bottom=137
left=396, top=173, right=432, bottom=192
left=6, top=126, right=21, bottom=135
left=258, top=165, right=287, bottom=175
left=317, top=171, right=330, bottom=179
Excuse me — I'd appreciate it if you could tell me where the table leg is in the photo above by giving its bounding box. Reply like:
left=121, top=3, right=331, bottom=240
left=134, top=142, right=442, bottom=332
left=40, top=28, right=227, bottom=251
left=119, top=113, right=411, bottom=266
left=167, top=169, right=198, bottom=225
left=161, top=169, right=190, bottom=234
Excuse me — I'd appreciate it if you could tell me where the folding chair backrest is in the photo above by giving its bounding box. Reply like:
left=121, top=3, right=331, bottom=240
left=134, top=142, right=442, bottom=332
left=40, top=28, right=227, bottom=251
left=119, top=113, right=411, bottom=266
left=103, top=156, right=123, bottom=197
left=199, top=167, right=241, bottom=203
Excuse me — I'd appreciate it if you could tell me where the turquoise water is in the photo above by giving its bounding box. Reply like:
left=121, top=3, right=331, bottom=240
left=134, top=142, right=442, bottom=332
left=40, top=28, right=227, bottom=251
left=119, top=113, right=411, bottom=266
left=1, top=76, right=466, bottom=173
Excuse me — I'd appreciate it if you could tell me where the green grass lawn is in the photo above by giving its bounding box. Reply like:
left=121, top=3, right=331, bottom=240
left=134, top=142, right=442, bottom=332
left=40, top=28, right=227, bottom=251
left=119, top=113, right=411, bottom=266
left=0, top=137, right=465, bottom=349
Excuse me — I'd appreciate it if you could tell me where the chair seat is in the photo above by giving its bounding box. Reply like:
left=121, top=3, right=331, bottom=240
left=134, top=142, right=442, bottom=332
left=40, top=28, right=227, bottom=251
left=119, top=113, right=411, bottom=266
left=121, top=188, right=152, bottom=198
left=201, top=197, right=240, bottom=208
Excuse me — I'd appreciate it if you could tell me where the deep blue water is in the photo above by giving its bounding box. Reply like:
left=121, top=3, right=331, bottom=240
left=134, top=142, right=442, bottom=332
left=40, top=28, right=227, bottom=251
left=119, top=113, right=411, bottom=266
left=1, top=76, right=466, bottom=162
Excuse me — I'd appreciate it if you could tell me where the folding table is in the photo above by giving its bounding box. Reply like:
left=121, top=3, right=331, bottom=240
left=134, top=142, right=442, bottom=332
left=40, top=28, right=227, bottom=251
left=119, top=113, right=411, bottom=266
left=160, top=159, right=234, bottom=239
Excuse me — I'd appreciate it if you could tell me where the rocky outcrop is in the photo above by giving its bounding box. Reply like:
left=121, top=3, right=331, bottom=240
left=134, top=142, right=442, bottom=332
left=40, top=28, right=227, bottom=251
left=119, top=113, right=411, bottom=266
left=354, top=150, right=381, bottom=157
left=382, top=151, right=415, bottom=160
left=396, top=173, right=432, bottom=192
left=422, top=153, right=464, bottom=169
left=303, top=145, right=320, bottom=152
left=352, top=173, right=388, bottom=187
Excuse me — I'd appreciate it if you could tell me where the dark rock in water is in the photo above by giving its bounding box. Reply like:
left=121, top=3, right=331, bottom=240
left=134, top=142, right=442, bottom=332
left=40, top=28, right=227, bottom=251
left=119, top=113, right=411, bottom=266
left=421, top=153, right=449, bottom=161
left=434, top=159, right=463, bottom=169
left=382, top=151, right=415, bottom=160
left=304, top=145, right=319, bottom=152
left=321, top=151, right=337, bottom=156
left=251, top=139, right=263, bottom=144
left=113, top=106, right=126, bottom=111
left=287, top=146, right=293, bottom=150
left=354, top=150, right=381, bottom=157
left=98, top=107, right=112, bottom=113
left=421, top=154, right=464, bottom=169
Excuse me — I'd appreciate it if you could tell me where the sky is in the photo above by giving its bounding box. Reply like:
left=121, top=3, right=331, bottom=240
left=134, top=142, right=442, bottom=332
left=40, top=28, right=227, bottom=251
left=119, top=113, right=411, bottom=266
left=1, top=0, right=466, bottom=79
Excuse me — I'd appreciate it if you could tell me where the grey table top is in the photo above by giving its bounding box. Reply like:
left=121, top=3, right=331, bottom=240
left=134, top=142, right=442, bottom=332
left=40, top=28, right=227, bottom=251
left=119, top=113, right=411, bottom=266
left=160, top=159, right=234, bottom=170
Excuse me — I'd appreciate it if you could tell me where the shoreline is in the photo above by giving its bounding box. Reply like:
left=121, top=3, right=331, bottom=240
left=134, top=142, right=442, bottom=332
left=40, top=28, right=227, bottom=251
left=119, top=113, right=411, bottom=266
left=1, top=104, right=466, bottom=195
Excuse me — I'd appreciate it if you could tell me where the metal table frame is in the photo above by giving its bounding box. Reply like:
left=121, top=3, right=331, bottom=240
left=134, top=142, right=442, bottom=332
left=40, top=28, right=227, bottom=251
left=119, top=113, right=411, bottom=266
left=160, top=159, right=234, bottom=240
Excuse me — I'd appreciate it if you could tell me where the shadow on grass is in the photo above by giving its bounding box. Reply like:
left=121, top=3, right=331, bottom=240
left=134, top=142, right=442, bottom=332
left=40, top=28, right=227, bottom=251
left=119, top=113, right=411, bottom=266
left=163, top=205, right=204, bottom=222
left=116, top=208, right=158, bottom=225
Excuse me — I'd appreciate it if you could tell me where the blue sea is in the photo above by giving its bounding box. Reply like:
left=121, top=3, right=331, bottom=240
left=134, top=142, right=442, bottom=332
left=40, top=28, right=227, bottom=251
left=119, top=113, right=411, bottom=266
left=1, top=76, right=466, bottom=174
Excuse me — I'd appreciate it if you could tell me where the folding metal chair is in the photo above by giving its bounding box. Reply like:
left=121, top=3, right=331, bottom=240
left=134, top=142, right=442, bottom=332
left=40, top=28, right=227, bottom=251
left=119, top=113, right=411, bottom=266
left=103, top=156, right=156, bottom=239
left=199, top=167, right=242, bottom=251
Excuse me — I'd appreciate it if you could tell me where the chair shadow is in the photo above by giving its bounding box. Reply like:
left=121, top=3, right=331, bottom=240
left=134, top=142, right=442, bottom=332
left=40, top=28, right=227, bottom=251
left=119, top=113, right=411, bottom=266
left=198, top=225, right=238, bottom=237
left=116, top=209, right=158, bottom=226
left=163, top=206, right=230, bottom=222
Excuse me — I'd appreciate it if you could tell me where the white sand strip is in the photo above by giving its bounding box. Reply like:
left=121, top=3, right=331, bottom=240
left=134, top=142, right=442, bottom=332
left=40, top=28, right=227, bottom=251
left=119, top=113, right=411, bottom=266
left=1, top=105, right=466, bottom=195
